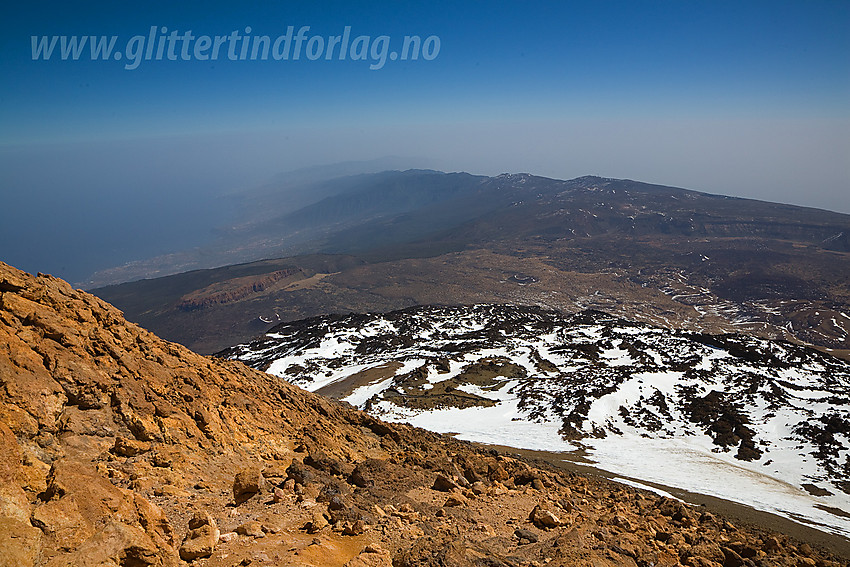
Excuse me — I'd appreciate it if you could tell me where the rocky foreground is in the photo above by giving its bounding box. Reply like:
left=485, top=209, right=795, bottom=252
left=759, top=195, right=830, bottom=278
left=0, top=261, right=847, bottom=567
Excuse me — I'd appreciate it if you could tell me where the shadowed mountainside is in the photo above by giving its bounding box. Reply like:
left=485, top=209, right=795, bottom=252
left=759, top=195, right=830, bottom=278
left=91, top=172, right=850, bottom=356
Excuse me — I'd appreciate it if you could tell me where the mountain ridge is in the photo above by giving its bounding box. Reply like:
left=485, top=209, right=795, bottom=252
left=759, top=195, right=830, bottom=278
left=91, top=171, right=850, bottom=356
left=84, top=171, right=850, bottom=288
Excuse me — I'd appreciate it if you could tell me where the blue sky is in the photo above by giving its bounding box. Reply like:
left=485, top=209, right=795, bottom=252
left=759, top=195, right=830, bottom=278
left=4, top=1, right=848, bottom=138
left=1, top=1, right=849, bottom=281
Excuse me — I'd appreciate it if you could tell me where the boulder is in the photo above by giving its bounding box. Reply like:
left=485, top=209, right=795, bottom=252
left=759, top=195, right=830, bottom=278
left=432, top=474, right=459, bottom=492
left=529, top=503, right=563, bottom=529
left=236, top=520, right=264, bottom=538
left=444, top=493, right=467, bottom=507
left=515, top=528, right=538, bottom=544
left=233, top=466, right=265, bottom=504
left=720, top=546, right=745, bottom=567
left=348, top=465, right=373, bottom=488
left=342, top=519, right=367, bottom=535
left=179, top=511, right=219, bottom=561
left=306, top=510, right=328, bottom=534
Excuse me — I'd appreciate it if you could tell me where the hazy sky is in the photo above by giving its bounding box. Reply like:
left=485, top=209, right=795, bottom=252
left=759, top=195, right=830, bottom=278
left=1, top=1, right=848, bottom=282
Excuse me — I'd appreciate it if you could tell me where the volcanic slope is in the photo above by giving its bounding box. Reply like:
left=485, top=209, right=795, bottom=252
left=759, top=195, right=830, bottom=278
left=2, top=266, right=849, bottom=565
left=221, top=304, right=850, bottom=540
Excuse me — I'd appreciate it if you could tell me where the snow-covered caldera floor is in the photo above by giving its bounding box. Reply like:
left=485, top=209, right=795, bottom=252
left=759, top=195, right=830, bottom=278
left=220, top=304, right=850, bottom=538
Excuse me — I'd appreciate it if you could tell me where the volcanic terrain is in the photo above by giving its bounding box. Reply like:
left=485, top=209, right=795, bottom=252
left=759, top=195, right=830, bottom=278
left=2, top=262, right=849, bottom=565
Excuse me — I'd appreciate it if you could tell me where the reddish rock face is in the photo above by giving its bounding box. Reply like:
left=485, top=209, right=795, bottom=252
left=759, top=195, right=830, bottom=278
left=0, top=261, right=846, bottom=567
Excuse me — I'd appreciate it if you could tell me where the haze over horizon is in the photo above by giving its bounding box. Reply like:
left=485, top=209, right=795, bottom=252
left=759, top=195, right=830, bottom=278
left=1, top=1, right=848, bottom=283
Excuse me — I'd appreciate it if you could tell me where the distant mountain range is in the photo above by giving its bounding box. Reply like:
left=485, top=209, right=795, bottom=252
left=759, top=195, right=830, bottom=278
left=91, top=171, right=850, bottom=357
left=219, top=304, right=850, bottom=538
left=86, top=170, right=850, bottom=288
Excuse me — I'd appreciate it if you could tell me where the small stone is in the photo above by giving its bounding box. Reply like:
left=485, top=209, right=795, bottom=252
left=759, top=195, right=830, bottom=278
left=219, top=531, right=238, bottom=543
left=488, top=463, right=509, bottom=482
left=296, top=494, right=315, bottom=505
left=303, top=482, right=321, bottom=500
left=150, top=448, right=181, bottom=468
left=273, top=487, right=286, bottom=503
left=453, top=472, right=470, bottom=488
left=720, top=546, right=745, bottom=567
left=432, top=474, right=459, bottom=492
left=344, top=549, right=392, bottom=567
left=342, top=519, right=367, bottom=535
left=323, top=494, right=342, bottom=510
left=112, top=436, right=151, bottom=457
left=286, top=463, right=314, bottom=486
left=444, top=493, right=467, bottom=507
left=515, top=528, right=538, bottom=544
left=180, top=512, right=219, bottom=561
left=188, top=510, right=214, bottom=530
left=304, top=450, right=342, bottom=477
left=529, top=504, right=562, bottom=529
left=261, top=522, right=281, bottom=534
left=236, top=520, right=265, bottom=538
left=688, top=542, right=725, bottom=563
left=763, top=536, right=781, bottom=553
left=364, top=544, right=385, bottom=554
left=262, top=463, right=289, bottom=479
left=306, top=510, right=328, bottom=533
left=611, top=514, right=632, bottom=531
left=348, top=465, right=373, bottom=488
left=158, top=484, right=185, bottom=497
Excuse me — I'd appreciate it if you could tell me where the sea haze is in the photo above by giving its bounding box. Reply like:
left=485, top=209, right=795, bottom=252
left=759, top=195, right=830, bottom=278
left=0, top=140, right=241, bottom=284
